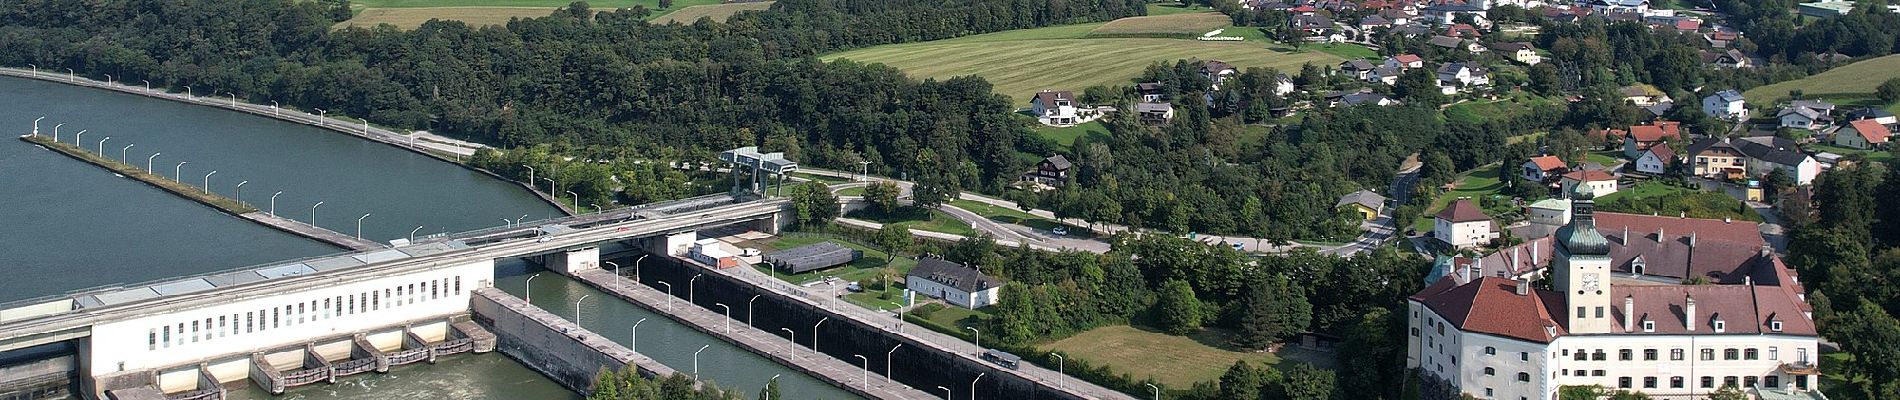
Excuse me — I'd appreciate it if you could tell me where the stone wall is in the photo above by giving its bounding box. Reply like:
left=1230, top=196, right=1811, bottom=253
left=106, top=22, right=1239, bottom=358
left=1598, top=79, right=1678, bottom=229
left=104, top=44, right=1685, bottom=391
left=470, top=288, right=676, bottom=394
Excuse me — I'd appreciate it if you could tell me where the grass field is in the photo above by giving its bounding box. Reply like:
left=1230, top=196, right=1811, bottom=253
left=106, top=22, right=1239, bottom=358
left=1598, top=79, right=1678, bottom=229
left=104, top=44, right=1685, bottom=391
left=651, top=1, right=772, bottom=23
left=1412, top=163, right=1511, bottom=233
left=1305, top=42, right=1379, bottom=60
left=752, top=235, right=916, bottom=285
left=1144, top=3, right=1214, bottom=15
left=1596, top=181, right=1762, bottom=222
left=1810, top=143, right=1896, bottom=162
left=1086, top=12, right=1229, bottom=38
left=1034, top=120, right=1109, bottom=148
left=336, top=7, right=553, bottom=29
left=825, top=37, right=1341, bottom=102
left=1039, top=325, right=1281, bottom=387
left=947, top=199, right=1064, bottom=231
left=1743, top=54, right=1900, bottom=114
left=845, top=207, right=979, bottom=237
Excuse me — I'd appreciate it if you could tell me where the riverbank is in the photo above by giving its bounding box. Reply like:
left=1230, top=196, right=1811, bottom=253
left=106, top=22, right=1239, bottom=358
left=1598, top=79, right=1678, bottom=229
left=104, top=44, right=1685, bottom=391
left=0, top=68, right=573, bottom=216
left=19, top=134, right=381, bottom=251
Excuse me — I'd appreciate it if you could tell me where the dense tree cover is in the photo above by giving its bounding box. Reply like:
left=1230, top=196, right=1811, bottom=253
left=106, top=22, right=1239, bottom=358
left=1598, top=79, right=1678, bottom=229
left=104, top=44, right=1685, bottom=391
left=1714, top=0, right=1900, bottom=62
left=785, top=181, right=837, bottom=227
left=469, top=145, right=716, bottom=207
left=587, top=369, right=744, bottom=400
left=1786, top=163, right=1900, bottom=399
left=0, top=0, right=1146, bottom=195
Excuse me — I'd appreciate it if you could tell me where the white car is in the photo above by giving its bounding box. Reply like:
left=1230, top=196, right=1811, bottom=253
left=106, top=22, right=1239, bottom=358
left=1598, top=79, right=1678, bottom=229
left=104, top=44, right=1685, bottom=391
left=1051, top=226, right=1069, bottom=236
left=741, top=248, right=761, bottom=257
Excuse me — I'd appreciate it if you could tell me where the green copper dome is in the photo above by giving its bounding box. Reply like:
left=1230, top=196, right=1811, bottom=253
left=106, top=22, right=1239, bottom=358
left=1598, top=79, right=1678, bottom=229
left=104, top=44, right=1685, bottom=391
left=1556, top=190, right=1611, bottom=256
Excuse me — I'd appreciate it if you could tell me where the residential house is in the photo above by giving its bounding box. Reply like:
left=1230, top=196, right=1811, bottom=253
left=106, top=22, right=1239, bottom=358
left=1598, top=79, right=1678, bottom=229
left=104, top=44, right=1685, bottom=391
left=906, top=258, right=1002, bottom=309
left=1523, top=155, right=1570, bottom=182
left=1560, top=169, right=1619, bottom=198
left=1385, top=54, right=1425, bottom=70
left=1420, top=3, right=1488, bottom=26
left=1429, top=35, right=1485, bottom=53
left=1337, top=189, right=1389, bottom=221
left=1833, top=119, right=1891, bottom=150
left=1446, top=23, right=1482, bottom=38
left=1702, top=49, right=1752, bottom=68
left=1292, top=14, right=1334, bottom=35
left=1776, top=101, right=1832, bottom=130
left=1136, top=102, right=1175, bottom=125
left=1020, top=154, right=1073, bottom=186
left=1583, top=0, right=1649, bottom=13
left=1843, top=108, right=1898, bottom=125
left=1701, top=90, right=1747, bottom=121
left=1378, top=8, right=1413, bottom=25
left=1273, top=74, right=1296, bottom=96
left=1341, top=59, right=1380, bottom=79
left=1136, top=82, right=1166, bottom=102
left=1489, top=42, right=1542, bottom=65
left=1030, top=90, right=1079, bottom=125
left=1687, top=137, right=1821, bottom=184
left=1370, top=66, right=1404, bottom=85
left=1617, top=85, right=1668, bottom=107
left=1202, top=60, right=1239, bottom=89
left=1434, top=198, right=1495, bottom=249
left=1641, top=102, right=1676, bottom=121
left=1340, top=91, right=1396, bottom=106
left=1623, top=121, right=1681, bottom=159
left=1633, top=145, right=1675, bottom=175
left=1704, top=31, right=1738, bottom=49
left=1436, top=63, right=1491, bottom=95
left=1359, top=15, right=1394, bottom=30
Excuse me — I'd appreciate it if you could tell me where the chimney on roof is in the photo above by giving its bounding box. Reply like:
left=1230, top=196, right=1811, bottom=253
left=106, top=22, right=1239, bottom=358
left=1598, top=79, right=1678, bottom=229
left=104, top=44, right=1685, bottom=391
left=1658, top=227, right=1665, bottom=242
left=1685, top=294, right=1697, bottom=332
left=1512, top=247, right=1521, bottom=271
left=1746, top=275, right=1754, bottom=286
left=1725, top=217, right=1732, bottom=224
left=1622, top=226, right=1629, bottom=245
left=1761, top=244, right=1773, bottom=258
left=1624, top=295, right=1635, bottom=333
left=1689, top=231, right=1697, bottom=247
left=1532, top=240, right=1540, bottom=263
left=1515, top=279, right=1530, bottom=296
left=1680, top=211, right=1687, bottom=218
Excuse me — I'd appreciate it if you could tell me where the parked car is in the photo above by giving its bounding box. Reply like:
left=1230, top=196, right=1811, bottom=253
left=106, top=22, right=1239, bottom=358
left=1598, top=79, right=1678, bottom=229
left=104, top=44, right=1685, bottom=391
left=1051, top=226, right=1069, bottom=236
left=981, top=349, right=1022, bottom=369
left=1230, top=242, right=1245, bottom=251
left=846, top=281, right=864, bottom=292
left=741, top=248, right=761, bottom=257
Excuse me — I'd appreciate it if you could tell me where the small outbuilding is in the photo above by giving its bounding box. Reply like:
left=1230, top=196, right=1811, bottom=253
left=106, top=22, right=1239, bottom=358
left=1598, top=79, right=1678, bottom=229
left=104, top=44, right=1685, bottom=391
left=764, top=242, right=862, bottom=274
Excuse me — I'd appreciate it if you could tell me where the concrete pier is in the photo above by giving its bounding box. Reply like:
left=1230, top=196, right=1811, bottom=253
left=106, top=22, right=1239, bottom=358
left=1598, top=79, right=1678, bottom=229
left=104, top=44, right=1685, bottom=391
left=241, top=212, right=381, bottom=251
left=471, top=288, right=680, bottom=393
left=567, top=269, right=940, bottom=400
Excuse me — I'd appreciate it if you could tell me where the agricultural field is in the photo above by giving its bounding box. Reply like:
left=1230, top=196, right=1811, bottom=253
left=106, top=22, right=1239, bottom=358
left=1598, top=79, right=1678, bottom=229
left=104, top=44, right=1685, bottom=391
left=1039, top=325, right=1286, bottom=387
left=340, top=0, right=729, bottom=29
left=651, top=1, right=773, bottom=24
left=1085, top=12, right=1229, bottom=38
left=1033, top=120, right=1109, bottom=149
left=825, top=36, right=1341, bottom=102
left=1743, top=53, right=1900, bottom=115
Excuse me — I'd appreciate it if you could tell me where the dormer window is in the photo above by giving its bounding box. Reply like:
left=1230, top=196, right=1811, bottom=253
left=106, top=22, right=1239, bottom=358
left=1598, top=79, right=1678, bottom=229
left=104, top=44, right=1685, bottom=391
left=1713, top=319, right=1727, bottom=333
left=1642, top=320, right=1655, bottom=333
left=1770, top=320, right=1783, bottom=332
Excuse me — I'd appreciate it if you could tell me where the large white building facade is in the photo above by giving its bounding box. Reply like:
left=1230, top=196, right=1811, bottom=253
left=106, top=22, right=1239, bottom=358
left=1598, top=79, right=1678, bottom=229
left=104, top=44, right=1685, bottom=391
left=1408, top=192, right=1823, bottom=400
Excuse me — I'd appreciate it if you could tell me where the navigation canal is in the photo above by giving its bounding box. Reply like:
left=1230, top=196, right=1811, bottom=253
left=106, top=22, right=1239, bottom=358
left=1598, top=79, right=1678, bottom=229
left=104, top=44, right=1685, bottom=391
left=0, top=75, right=561, bottom=302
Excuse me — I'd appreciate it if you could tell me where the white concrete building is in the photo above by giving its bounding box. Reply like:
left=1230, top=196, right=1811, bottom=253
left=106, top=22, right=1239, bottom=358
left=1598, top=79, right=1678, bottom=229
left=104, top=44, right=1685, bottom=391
left=1560, top=170, right=1618, bottom=198
left=906, top=258, right=1001, bottom=309
left=1409, top=197, right=1824, bottom=400
left=1435, top=198, right=1495, bottom=249
left=1030, top=91, right=1078, bottom=126
left=1702, top=90, right=1747, bottom=121
left=1634, top=146, right=1675, bottom=175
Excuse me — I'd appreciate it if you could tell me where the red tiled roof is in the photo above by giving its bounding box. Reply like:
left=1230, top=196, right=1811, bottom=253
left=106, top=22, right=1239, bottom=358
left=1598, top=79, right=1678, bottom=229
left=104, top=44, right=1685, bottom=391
left=1608, top=284, right=1817, bottom=336
left=1437, top=198, right=1490, bottom=223
left=1527, top=155, right=1567, bottom=171
left=1674, top=19, right=1700, bottom=31
left=1628, top=124, right=1678, bottom=142
left=1413, top=277, right=1566, bottom=342
left=1849, top=119, right=1891, bottom=144
left=1644, top=145, right=1676, bottom=161
left=1562, top=169, right=1615, bottom=182
left=1395, top=54, right=1423, bottom=64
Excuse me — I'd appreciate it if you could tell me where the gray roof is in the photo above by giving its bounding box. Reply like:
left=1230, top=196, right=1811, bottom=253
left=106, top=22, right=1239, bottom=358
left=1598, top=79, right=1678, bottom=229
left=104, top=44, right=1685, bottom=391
left=1736, top=137, right=1811, bottom=167
left=1789, top=100, right=1835, bottom=112
left=1342, top=59, right=1377, bottom=71
left=1709, top=90, right=1744, bottom=103
left=1336, top=189, right=1388, bottom=210
left=1423, top=3, right=1485, bottom=11
left=1341, top=92, right=1390, bottom=106
left=1042, top=154, right=1072, bottom=170
left=908, top=258, right=999, bottom=293
left=1777, top=106, right=1822, bottom=121
left=1429, top=35, right=1465, bottom=48
left=1136, top=102, right=1173, bottom=113
left=1845, top=108, right=1895, bottom=120
left=1644, top=102, right=1675, bottom=117
left=764, top=242, right=861, bottom=274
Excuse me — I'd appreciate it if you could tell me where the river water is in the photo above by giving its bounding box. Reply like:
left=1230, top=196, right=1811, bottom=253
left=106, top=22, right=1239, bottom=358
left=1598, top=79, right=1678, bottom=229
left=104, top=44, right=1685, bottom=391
left=2, top=75, right=857, bottom=399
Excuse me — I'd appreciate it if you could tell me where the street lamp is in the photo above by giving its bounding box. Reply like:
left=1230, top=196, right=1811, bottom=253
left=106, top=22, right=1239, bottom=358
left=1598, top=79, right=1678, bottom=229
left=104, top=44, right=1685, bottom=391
left=971, top=373, right=984, bottom=400
left=183, top=86, right=191, bottom=99
left=747, top=294, right=762, bottom=326
left=203, top=170, right=217, bottom=194
left=566, top=190, right=578, bottom=211
left=1050, top=352, right=1065, bottom=387
left=227, top=92, right=237, bottom=107
left=966, top=327, right=981, bottom=352
left=146, top=152, right=160, bottom=173
left=692, top=344, right=711, bottom=381
left=235, top=181, right=248, bottom=206
left=657, top=281, right=673, bottom=312
left=309, top=201, right=324, bottom=227
left=141, top=80, right=150, bottom=93
left=31, top=116, right=43, bottom=137
left=1146, top=383, right=1160, bottom=400
left=120, top=144, right=133, bottom=162
left=515, top=214, right=528, bottom=226
left=270, top=100, right=278, bottom=116
left=854, top=355, right=869, bottom=390
left=634, top=254, right=649, bottom=282
left=27, top=64, right=35, bottom=77
left=541, top=177, right=555, bottom=197
left=813, top=317, right=829, bottom=355
left=356, top=213, right=371, bottom=240
left=858, top=160, right=871, bottom=181
left=525, top=165, right=535, bottom=190
left=52, top=123, right=62, bottom=142
left=525, top=273, right=541, bottom=302
left=269, top=191, right=283, bottom=217
left=96, top=136, right=109, bottom=155
left=409, top=225, right=424, bottom=243
left=689, top=273, right=703, bottom=304
left=64, top=68, right=73, bottom=82
left=715, top=303, right=731, bottom=333
left=631, top=318, right=647, bottom=353
left=174, top=161, right=187, bottom=181
left=574, top=294, right=591, bottom=326
left=103, top=74, right=112, bottom=84
left=72, top=129, right=85, bottom=146
left=779, top=328, right=795, bottom=358
left=938, top=386, right=951, bottom=400
left=887, top=344, right=903, bottom=382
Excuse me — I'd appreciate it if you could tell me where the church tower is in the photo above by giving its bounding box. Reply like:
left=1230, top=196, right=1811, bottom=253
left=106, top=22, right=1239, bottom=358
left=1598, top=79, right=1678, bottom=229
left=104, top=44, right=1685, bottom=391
left=1553, top=185, right=1614, bottom=334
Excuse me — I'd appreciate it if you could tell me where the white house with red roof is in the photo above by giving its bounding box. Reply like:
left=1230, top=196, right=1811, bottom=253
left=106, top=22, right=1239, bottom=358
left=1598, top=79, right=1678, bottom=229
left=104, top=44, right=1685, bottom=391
left=1522, top=155, right=1569, bottom=182
left=1622, top=121, right=1681, bottom=158
left=1435, top=198, right=1495, bottom=249
left=1409, top=194, right=1824, bottom=400
left=1832, top=119, right=1891, bottom=150
left=1560, top=169, right=1618, bottom=198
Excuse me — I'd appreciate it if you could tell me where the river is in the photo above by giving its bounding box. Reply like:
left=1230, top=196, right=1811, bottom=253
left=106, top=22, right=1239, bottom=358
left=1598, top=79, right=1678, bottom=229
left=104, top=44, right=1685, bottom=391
left=1, top=75, right=562, bottom=400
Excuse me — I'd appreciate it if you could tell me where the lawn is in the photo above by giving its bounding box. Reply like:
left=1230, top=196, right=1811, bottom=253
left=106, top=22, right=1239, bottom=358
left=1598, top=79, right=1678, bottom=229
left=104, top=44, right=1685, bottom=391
left=845, top=207, right=980, bottom=237
left=753, top=235, right=917, bottom=285
left=1743, top=53, right=1900, bottom=110
left=650, top=1, right=772, bottom=24
left=1585, top=150, right=1621, bottom=166
left=1144, top=3, right=1214, bottom=15
left=1809, top=143, right=1896, bottom=162
left=1086, top=12, right=1230, bottom=38
left=1039, top=325, right=1282, bottom=387
left=1304, top=42, right=1378, bottom=60
left=824, top=34, right=1342, bottom=102
left=835, top=185, right=867, bottom=196
left=1444, top=91, right=1558, bottom=124
left=1034, top=120, right=1110, bottom=149
left=1596, top=182, right=1762, bottom=222
left=947, top=199, right=1064, bottom=231
left=336, top=7, right=554, bottom=29
left=790, top=171, right=847, bottom=185
left=1412, top=163, right=1512, bottom=233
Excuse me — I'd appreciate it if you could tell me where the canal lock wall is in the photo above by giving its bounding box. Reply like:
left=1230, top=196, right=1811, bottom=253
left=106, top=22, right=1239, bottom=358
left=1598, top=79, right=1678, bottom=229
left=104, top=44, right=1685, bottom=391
left=469, top=288, right=677, bottom=394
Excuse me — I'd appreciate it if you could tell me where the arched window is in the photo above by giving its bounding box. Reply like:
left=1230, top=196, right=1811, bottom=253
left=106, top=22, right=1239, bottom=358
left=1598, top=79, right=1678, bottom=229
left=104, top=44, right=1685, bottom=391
left=1484, top=367, right=1496, bottom=376
left=1485, top=346, right=1497, bottom=355
left=1517, top=372, right=1531, bottom=382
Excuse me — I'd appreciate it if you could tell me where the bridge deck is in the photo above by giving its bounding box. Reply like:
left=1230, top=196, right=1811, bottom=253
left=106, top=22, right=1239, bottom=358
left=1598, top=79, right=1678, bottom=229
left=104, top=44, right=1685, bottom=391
left=571, top=269, right=939, bottom=400
left=242, top=212, right=381, bottom=251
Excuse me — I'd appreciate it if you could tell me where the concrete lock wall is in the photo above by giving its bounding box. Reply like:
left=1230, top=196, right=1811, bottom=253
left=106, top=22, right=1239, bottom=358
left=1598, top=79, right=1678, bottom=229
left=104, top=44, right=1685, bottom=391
left=470, top=288, right=676, bottom=394
left=639, top=255, right=1086, bottom=400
